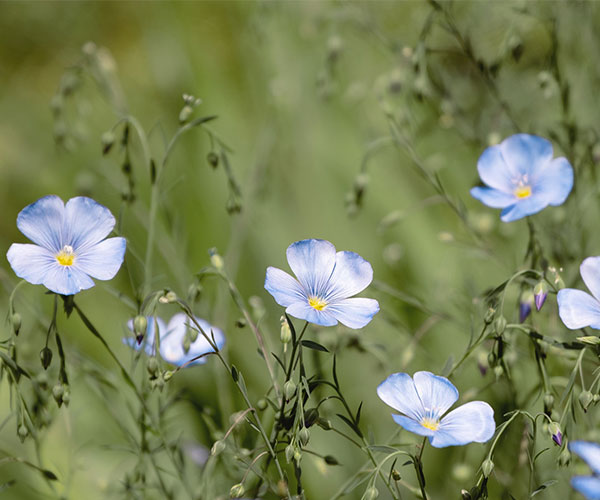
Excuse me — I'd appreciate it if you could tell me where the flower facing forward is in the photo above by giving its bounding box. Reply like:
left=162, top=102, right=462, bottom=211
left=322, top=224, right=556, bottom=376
left=557, top=257, right=600, bottom=330
left=125, top=314, right=225, bottom=366
left=377, top=371, right=495, bottom=448
left=6, top=195, right=126, bottom=295
left=264, top=239, right=379, bottom=328
left=470, top=134, right=573, bottom=222
left=569, top=441, right=600, bottom=499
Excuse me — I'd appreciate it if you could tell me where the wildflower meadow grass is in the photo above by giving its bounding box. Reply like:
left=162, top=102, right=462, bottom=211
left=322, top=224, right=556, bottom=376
left=1, top=2, right=600, bottom=499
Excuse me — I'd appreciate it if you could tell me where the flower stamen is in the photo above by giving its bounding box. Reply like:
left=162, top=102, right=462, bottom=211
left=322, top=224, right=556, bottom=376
left=514, top=185, right=532, bottom=199
left=56, top=245, right=75, bottom=266
left=308, top=296, right=328, bottom=311
left=420, top=417, right=440, bottom=431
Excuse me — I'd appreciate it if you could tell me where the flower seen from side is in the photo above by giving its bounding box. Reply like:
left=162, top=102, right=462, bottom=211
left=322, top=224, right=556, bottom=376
left=377, top=371, right=495, bottom=448
left=264, top=239, right=379, bottom=328
left=6, top=195, right=126, bottom=295
left=569, top=441, right=600, bottom=499
left=557, top=257, right=600, bottom=330
left=125, top=314, right=225, bottom=367
left=470, top=133, right=573, bottom=222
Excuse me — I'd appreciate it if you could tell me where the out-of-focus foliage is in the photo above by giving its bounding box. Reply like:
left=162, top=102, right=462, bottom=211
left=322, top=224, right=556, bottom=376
left=1, top=1, right=600, bottom=499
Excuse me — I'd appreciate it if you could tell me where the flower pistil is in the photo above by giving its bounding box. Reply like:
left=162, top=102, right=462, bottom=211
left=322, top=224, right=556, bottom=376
left=420, top=417, right=440, bottom=431
left=56, top=245, right=76, bottom=266
left=514, top=184, right=532, bottom=199
left=308, top=296, right=328, bottom=311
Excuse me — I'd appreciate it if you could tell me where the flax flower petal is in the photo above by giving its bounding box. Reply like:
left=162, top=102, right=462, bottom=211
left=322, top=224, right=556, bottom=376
left=16, top=195, right=64, bottom=252
left=413, top=371, right=459, bottom=418
left=64, top=196, right=117, bottom=252
left=376, top=373, right=423, bottom=421
left=6, top=243, right=56, bottom=285
left=264, top=267, right=307, bottom=308
left=286, top=239, right=336, bottom=297
left=557, top=289, right=600, bottom=330
left=430, top=401, right=495, bottom=448
left=326, top=297, right=379, bottom=329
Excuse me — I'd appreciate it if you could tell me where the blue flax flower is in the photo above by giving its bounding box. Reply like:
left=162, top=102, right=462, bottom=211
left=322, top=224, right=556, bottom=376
left=557, top=257, right=600, bottom=330
left=6, top=195, right=126, bottom=295
left=569, top=441, right=600, bottom=499
left=470, top=134, right=573, bottom=222
left=264, top=239, right=379, bottom=328
left=377, top=371, right=495, bottom=448
left=125, top=314, right=225, bottom=367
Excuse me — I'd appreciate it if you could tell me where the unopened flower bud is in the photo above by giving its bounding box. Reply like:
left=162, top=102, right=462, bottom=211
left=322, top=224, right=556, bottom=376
left=52, top=384, right=65, bottom=406
left=519, top=291, right=534, bottom=323
left=361, top=485, right=379, bottom=500
left=317, top=418, right=332, bottom=430
left=534, top=281, right=548, bottom=311
left=285, top=444, right=295, bottom=463
left=283, top=380, right=296, bottom=400
left=543, top=393, right=554, bottom=413
left=211, top=440, right=226, bottom=456
left=159, top=291, right=177, bottom=304
left=101, top=131, right=115, bottom=155
left=207, top=152, right=219, bottom=168
left=256, top=398, right=268, bottom=411
left=62, top=389, right=70, bottom=406
left=299, top=427, right=310, bottom=447
left=579, top=390, right=593, bottom=412
left=40, top=347, right=53, bottom=370
left=147, top=357, right=159, bottom=376
left=235, top=317, right=246, bottom=328
left=280, top=317, right=292, bottom=345
left=391, top=469, right=401, bottom=481
left=484, top=307, right=495, bottom=325
left=461, top=489, right=472, bottom=500
left=229, top=483, right=245, bottom=498
left=209, top=248, right=224, bottom=270
left=17, top=424, right=28, bottom=441
left=293, top=448, right=302, bottom=462
left=559, top=447, right=571, bottom=466
left=594, top=394, right=600, bottom=404
left=493, top=365, right=504, bottom=379
left=548, top=422, right=562, bottom=446
left=163, top=370, right=173, bottom=382
left=494, top=316, right=506, bottom=335
left=11, top=313, right=21, bottom=336
left=324, top=455, right=339, bottom=465
left=134, top=315, right=147, bottom=343
left=179, top=105, right=193, bottom=124
left=481, top=458, right=494, bottom=478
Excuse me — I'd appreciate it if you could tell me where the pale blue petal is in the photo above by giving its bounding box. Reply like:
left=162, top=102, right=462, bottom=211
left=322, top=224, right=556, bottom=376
left=476, top=145, right=514, bottom=192
left=430, top=401, right=495, bottom=448
left=377, top=373, right=424, bottom=421
left=324, top=251, right=374, bottom=301
left=74, top=237, right=126, bottom=280
left=42, top=265, right=95, bottom=295
left=413, top=371, right=458, bottom=419
left=16, top=195, right=65, bottom=252
left=580, top=257, right=600, bottom=302
left=6, top=243, right=56, bottom=285
left=499, top=134, right=553, bottom=177
left=264, top=267, right=307, bottom=307
left=285, top=301, right=338, bottom=327
left=557, top=289, right=600, bottom=330
left=391, top=414, right=436, bottom=438
left=571, top=476, right=600, bottom=500
left=470, top=187, right=516, bottom=208
left=161, top=314, right=223, bottom=366
left=326, top=298, right=379, bottom=329
left=64, top=197, right=116, bottom=252
left=499, top=196, right=549, bottom=222
left=532, top=157, right=573, bottom=206
left=286, top=239, right=336, bottom=297
left=570, top=441, right=600, bottom=475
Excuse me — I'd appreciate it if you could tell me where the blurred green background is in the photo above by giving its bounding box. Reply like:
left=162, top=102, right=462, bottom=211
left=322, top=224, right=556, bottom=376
left=1, top=1, right=600, bottom=499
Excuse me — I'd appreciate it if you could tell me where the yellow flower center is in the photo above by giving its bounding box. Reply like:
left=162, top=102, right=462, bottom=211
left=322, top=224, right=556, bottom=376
left=56, top=245, right=75, bottom=266
left=308, top=296, right=328, bottom=311
left=420, top=417, right=440, bottom=431
left=514, top=185, right=532, bottom=199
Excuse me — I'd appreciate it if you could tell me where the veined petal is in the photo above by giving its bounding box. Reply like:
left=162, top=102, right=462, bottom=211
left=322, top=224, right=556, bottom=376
left=16, top=195, right=65, bottom=252
left=391, top=414, right=436, bottom=438
left=377, top=373, right=424, bottom=421
left=571, top=476, right=600, bottom=500
left=413, top=371, right=458, bottom=419
left=569, top=441, right=600, bottom=475
left=285, top=301, right=338, bottom=327
left=64, top=197, right=117, bottom=252
left=326, top=297, right=379, bottom=329
left=533, top=157, right=573, bottom=206
left=499, top=134, right=553, bottom=177
left=6, top=243, right=57, bottom=285
left=324, top=251, right=374, bottom=301
left=42, top=265, right=95, bottom=295
left=430, top=401, right=495, bottom=448
left=499, top=195, right=549, bottom=222
left=265, top=267, right=307, bottom=307
left=74, top=237, right=126, bottom=280
left=470, top=186, right=516, bottom=208
left=557, top=289, right=600, bottom=330
left=580, top=257, right=600, bottom=302
left=286, top=239, right=336, bottom=297
left=476, top=145, right=514, bottom=192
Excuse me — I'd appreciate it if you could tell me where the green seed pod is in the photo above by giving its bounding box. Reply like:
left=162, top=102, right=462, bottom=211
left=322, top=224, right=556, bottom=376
left=179, top=105, right=193, bottom=124
left=579, top=391, right=593, bottom=412
left=493, top=365, right=504, bottom=379
left=211, top=440, right=226, bottom=456
left=11, top=313, right=21, bottom=336
left=207, top=152, right=219, bottom=168
left=494, top=316, right=506, bottom=335
left=543, top=393, right=554, bottom=413
left=101, top=131, right=116, bottom=155
left=163, top=370, right=173, bottom=382
left=256, top=398, right=268, bottom=411
left=481, top=458, right=494, bottom=478
left=134, top=315, right=147, bottom=337
left=483, top=307, right=495, bottom=325
left=285, top=444, right=295, bottom=464
left=159, top=291, right=177, bottom=304
left=391, top=469, right=401, bottom=481
left=147, top=357, right=159, bottom=376
left=229, top=483, right=245, bottom=498
left=40, top=347, right=53, bottom=370
left=17, top=424, right=28, bottom=441
left=283, top=380, right=296, bottom=400
left=280, top=319, right=292, bottom=344
left=62, top=389, right=70, bottom=407
left=361, top=485, right=379, bottom=500
left=293, top=448, right=302, bottom=462
left=299, top=427, right=310, bottom=447
left=52, top=384, right=65, bottom=406
left=559, top=447, right=571, bottom=467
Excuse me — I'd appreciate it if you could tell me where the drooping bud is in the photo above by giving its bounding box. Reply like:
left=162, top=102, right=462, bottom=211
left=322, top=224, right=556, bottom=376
left=283, top=380, right=296, bottom=400
left=317, top=418, right=332, bottom=430
left=493, top=365, right=504, bottom=380
left=256, top=398, right=268, bottom=411
left=558, top=447, right=571, bottom=467
left=207, top=152, right=219, bottom=169
left=519, top=290, right=534, bottom=323
left=324, top=455, right=339, bottom=465
left=548, top=421, right=562, bottom=446
left=52, top=384, right=65, bottom=407
left=280, top=316, right=292, bottom=346
left=235, top=317, right=246, bottom=328
left=101, top=131, right=116, bottom=155
left=163, top=370, right=173, bottom=382
left=481, top=458, right=494, bottom=478
left=62, top=389, right=70, bottom=406
left=461, top=489, right=472, bottom=500
left=579, top=390, right=593, bottom=412
left=543, top=393, right=554, bottom=414
left=483, top=307, right=495, bottom=325
left=209, top=248, right=224, bottom=271
left=11, top=313, right=21, bottom=336
left=17, top=424, right=28, bottom=442
left=299, top=427, right=310, bottom=447
left=361, top=485, right=379, bottom=500
left=134, top=315, right=148, bottom=344
left=293, top=448, right=302, bottom=462
left=391, top=469, right=401, bottom=481
left=285, top=444, right=295, bottom=463
left=534, top=281, right=548, bottom=311
left=211, top=440, right=226, bottom=456
left=147, top=357, right=159, bottom=377
left=229, top=483, right=245, bottom=498
left=494, top=316, right=506, bottom=335
left=179, top=105, right=193, bottom=124
left=159, top=291, right=177, bottom=304
left=40, top=347, right=53, bottom=370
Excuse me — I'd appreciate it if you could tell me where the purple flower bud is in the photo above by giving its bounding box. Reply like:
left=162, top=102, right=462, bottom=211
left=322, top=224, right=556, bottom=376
left=549, top=422, right=562, bottom=446
left=519, top=291, right=534, bottom=323
left=552, top=431, right=563, bottom=447
left=534, top=281, right=548, bottom=311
